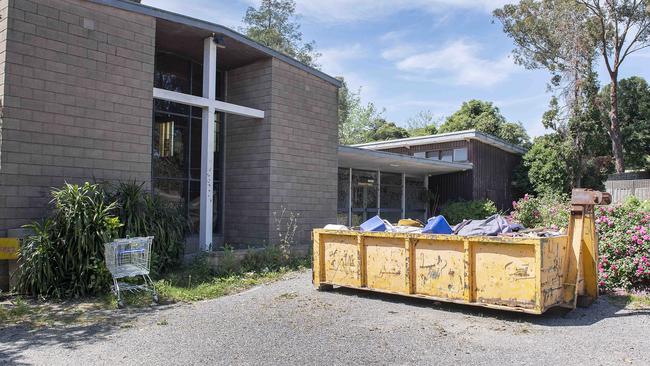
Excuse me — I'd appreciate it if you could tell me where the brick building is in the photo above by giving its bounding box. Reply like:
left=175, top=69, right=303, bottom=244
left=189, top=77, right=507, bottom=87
left=0, top=0, right=525, bottom=253
left=348, top=130, right=526, bottom=216
left=0, top=0, right=339, bottom=250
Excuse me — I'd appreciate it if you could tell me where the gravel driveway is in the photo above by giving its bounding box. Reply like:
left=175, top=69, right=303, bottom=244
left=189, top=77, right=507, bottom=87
left=1, top=270, right=648, bottom=365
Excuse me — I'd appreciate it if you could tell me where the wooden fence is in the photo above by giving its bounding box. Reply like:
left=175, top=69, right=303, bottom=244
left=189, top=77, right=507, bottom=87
left=605, top=179, right=650, bottom=203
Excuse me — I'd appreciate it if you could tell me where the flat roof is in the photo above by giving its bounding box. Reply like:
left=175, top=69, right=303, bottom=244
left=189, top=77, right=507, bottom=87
left=338, top=146, right=472, bottom=176
left=351, top=130, right=527, bottom=155
left=88, top=0, right=342, bottom=87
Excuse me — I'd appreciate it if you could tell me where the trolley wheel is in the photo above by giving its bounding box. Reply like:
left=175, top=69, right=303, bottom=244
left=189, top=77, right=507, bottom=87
left=117, top=300, right=125, bottom=309
left=152, top=294, right=159, bottom=304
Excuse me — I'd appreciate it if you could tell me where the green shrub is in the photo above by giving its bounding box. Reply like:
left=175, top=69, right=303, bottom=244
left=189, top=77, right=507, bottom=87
left=440, top=199, right=497, bottom=225
left=14, top=183, right=120, bottom=298
left=510, top=193, right=570, bottom=229
left=596, top=197, right=650, bottom=291
left=109, top=181, right=187, bottom=276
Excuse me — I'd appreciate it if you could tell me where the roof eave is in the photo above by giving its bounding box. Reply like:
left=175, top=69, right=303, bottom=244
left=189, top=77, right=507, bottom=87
left=351, top=130, right=527, bottom=155
left=87, top=0, right=342, bottom=88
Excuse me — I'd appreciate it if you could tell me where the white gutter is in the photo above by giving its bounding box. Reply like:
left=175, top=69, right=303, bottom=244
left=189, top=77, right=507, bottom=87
left=351, top=130, right=527, bottom=155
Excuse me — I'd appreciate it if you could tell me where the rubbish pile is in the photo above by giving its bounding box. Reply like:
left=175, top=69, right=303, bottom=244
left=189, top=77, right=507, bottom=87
left=325, top=214, right=564, bottom=238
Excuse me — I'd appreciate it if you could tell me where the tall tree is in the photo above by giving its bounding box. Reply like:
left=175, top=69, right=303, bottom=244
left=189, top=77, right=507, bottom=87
left=439, top=100, right=530, bottom=145
left=600, top=76, right=650, bottom=170
left=337, top=83, right=385, bottom=145
left=366, top=119, right=410, bottom=142
left=406, top=110, right=439, bottom=137
left=242, top=0, right=320, bottom=67
left=577, top=0, right=650, bottom=173
left=495, top=0, right=650, bottom=173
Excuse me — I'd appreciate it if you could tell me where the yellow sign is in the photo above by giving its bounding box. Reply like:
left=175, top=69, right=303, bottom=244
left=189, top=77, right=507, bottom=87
left=0, top=238, right=19, bottom=260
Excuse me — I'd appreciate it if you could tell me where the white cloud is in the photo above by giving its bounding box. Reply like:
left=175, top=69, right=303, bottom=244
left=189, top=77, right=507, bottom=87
left=293, top=0, right=511, bottom=23
left=391, top=40, right=516, bottom=87
left=142, top=0, right=245, bottom=28
left=318, top=43, right=366, bottom=75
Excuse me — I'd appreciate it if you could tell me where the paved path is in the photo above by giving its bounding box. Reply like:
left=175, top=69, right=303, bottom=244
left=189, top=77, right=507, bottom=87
left=1, top=271, right=649, bottom=365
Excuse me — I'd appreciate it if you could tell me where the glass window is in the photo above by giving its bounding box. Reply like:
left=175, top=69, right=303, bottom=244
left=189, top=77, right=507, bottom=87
left=153, top=179, right=186, bottom=207
left=413, top=152, right=426, bottom=158
left=440, top=150, right=453, bottom=162
left=154, top=52, right=191, bottom=94
left=453, top=148, right=468, bottom=162
left=338, top=168, right=350, bottom=212
left=352, top=170, right=377, bottom=209
left=425, top=151, right=439, bottom=159
left=406, top=177, right=427, bottom=221
left=351, top=170, right=378, bottom=224
left=153, top=113, right=188, bottom=179
left=380, top=172, right=402, bottom=220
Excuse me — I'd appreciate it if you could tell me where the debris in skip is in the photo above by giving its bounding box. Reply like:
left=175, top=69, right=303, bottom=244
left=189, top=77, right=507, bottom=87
left=313, top=189, right=611, bottom=314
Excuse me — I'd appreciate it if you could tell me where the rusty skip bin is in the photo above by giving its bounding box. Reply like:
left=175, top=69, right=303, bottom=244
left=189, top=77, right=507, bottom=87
left=312, top=189, right=611, bottom=314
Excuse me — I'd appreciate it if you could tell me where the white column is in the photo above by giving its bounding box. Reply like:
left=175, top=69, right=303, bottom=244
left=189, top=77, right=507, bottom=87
left=200, top=36, right=217, bottom=251
left=401, top=173, right=406, bottom=219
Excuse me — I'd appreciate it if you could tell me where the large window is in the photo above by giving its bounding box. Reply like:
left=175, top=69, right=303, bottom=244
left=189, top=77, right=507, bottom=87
left=338, top=168, right=428, bottom=226
left=351, top=170, right=378, bottom=226
left=152, top=51, right=225, bottom=235
left=424, top=147, right=468, bottom=163
left=380, top=172, right=402, bottom=223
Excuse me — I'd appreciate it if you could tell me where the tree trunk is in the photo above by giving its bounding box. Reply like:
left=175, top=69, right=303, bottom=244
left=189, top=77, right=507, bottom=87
left=609, top=76, right=625, bottom=173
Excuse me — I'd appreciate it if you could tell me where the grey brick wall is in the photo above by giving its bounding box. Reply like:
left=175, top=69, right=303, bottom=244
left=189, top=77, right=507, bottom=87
left=224, top=59, right=273, bottom=245
left=268, top=58, right=338, bottom=245
left=0, top=0, right=155, bottom=233
left=223, top=58, right=338, bottom=247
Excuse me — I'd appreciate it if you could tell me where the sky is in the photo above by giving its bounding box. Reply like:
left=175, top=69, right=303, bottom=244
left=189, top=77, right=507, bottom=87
left=143, top=0, right=650, bottom=137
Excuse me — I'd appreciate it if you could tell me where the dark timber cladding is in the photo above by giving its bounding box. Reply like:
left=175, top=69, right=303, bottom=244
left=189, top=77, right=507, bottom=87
left=377, top=139, right=521, bottom=210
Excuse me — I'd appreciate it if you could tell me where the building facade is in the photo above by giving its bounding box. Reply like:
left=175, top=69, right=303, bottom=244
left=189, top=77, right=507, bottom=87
left=352, top=131, right=526, bottom=211
left=0, top=0, right=340, bottom=250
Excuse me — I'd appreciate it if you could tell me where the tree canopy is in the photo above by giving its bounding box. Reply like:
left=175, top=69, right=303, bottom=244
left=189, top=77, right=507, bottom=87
left=438, top=100, right=530, bottom=146
left=600, top=76, right=650, bottom=170
left=495, top=0, right=650, bottom=173
left=242, top=0, right=320, bottom=67
left=405, top=110, right=439, bottom=137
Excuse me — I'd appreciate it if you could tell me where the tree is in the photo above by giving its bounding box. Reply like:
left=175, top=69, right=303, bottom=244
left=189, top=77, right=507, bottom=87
left=338, top=82, right=385, bottom=145
left=600, top=76, right=650, bottom=170
left=242, top=0, right=320, bottom=67
left=366, top=119, right=410, bottom=141
left=523, top=134, right=573, bottom=194
left=406, top=110, right=439, bottom=137
left=578, top=0, right=650, bottom=173
left=495, top=0, right=650, bottom=173
left=439, top=100, right=530, bottom=145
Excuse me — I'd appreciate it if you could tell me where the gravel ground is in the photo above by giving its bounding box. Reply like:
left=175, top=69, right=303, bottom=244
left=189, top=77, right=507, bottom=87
left=1, top=270, right=649, bottom=366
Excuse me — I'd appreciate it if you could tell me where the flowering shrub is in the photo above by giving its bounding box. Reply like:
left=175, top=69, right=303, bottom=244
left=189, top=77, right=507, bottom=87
left=596, top=197, right=650, bottom=291
left=511, top=194, right=650, bottom=291
left=509, top=193, right=570, bottom=230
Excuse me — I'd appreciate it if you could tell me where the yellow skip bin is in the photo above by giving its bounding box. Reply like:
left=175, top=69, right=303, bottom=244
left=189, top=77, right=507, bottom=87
left=313, top=189, right=610, bottom=314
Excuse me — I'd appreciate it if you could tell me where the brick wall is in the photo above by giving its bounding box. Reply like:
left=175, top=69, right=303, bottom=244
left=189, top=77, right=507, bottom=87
left=268, top=58, right=338, bottom=245
left=224, top=59, right=273, bottom=245
left=224, top=58, right=338, bottom=247
left=0, top=0, right=155, bottom=233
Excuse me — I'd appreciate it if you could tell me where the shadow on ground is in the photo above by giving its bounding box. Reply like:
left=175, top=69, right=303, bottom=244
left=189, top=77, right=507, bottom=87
left=328, top=286, right=650, bottom=327
left=0, top=303, right=174, bottom=365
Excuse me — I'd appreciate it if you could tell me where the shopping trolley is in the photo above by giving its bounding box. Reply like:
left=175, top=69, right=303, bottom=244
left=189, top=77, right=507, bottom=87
left=104, top=236, right=158, bottom=308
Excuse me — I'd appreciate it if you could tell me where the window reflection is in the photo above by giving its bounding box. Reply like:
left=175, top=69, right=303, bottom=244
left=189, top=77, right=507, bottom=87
left=152, top=50, right=225, bottom=236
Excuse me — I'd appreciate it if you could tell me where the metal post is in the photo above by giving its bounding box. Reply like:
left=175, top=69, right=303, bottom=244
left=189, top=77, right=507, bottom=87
left=377, top=170, right=381, bottom=217
left=348, top=168, right=352, bottom=227
left=200, top=36, right=217, bottom=251
left=401, top=173, right=406, bottom=219
left=424, top=175, right=429, bottom=220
